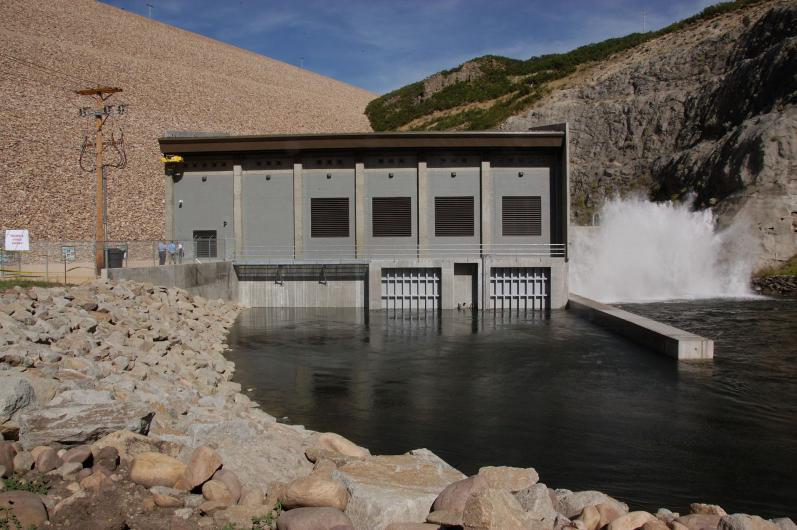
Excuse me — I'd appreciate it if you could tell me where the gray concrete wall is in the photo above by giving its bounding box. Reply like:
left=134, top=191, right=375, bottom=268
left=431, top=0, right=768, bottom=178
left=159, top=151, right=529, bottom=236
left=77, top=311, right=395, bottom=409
left=492, top=154, right=552, bottom=250
left=238, top=279, right=366, bottom=307
left=364, top=155, right=418, bottom=257
left=427, top=154, right=481, bottom=254
left=241, top=157, right=294, bottom=258
left=567, top=294, right=714, bottom=360
left=107, top=261, right=238, bottom=302
left=302, top=156, right=356, bottom=258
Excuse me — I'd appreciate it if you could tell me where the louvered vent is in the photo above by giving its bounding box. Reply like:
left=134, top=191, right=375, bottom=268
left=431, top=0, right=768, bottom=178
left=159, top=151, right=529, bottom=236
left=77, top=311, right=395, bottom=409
left=502, top=196, right=541, bottom=236
left=435, top=196, right=474, bottom=237
left=311, top=198, right=349, bottom=237
left=372, top=197, right=412, bottom=237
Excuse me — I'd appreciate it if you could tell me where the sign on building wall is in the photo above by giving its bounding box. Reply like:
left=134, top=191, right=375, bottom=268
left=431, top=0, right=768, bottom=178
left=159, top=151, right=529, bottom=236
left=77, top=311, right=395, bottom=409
left=61, top=246, right=76, bottom=262
left=4, top=229, right=29, bottom=251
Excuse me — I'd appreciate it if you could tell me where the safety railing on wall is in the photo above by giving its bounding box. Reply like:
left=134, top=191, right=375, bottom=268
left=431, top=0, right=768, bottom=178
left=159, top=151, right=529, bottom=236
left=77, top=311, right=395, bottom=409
left=234, top=243, right=567, bottom=262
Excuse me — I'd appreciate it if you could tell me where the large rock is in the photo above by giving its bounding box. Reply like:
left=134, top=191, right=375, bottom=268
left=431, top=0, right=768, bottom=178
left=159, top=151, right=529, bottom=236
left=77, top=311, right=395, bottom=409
left=201, top=479, right=235, bottom=505
left=556, top=490, right=628, bottom=519
left=212, top=469, right=242, bottom=504
left=333, top=449, right=465, bottom=530
left=513, top=483, right=557, bottom=520
left=691, top=504, right=727, bottom=516
left=175, top=445, right=222, bottom=491
left=431, top=474, right=488, bottom=516
left=719, top=515, right=781, bottom=530
left=130, top=451, right=187, bottom=487
left=277, top=507, right=354, bottom=530
left=478, top=465, right=539, bottom=492
left=0, top=374, right=35, bottom=423
left=17, top=402, right=153, bottom=448
left=607, top=511, right=656, bottom=530
left=35, top=447, right=61, bottom=473
left=91, top=429, right=178, bottom=463
left=0, top=491, right=48, bottom=528
left=0, top=442, right=15, bottom=477
left=772, top=519, right=797, bottom=530
left=283, top=473, right=350, bottom=511
left=462, top=488, right=537, bottom=530
left=677, top=513, right=723, bottom=530
left=316, top=432, right=370, bottom=459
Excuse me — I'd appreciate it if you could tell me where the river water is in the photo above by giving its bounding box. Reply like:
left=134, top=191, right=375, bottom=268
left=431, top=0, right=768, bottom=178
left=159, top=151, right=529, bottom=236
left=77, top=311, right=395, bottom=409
left=225, top=298, right=797, bottom=518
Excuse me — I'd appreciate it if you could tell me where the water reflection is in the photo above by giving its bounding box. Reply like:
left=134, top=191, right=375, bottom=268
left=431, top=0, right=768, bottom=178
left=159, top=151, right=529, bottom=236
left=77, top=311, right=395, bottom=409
left=226, top=302, right=797, bottom=519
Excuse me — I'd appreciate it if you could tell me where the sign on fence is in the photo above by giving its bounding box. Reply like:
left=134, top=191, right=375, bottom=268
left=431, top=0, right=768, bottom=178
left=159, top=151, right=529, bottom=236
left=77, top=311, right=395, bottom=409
left=4, top=229, right=29, bottom=251
left=61, top=246, right=76, bottom=262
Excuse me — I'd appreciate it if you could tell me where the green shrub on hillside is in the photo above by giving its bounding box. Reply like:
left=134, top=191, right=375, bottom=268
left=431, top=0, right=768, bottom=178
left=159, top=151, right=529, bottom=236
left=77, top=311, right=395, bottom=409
left=366, top=0, right=765, bottom=131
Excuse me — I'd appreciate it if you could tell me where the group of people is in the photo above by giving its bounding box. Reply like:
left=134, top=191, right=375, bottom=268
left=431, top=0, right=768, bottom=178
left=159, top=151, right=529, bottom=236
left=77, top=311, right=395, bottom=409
left=157, top=240, right=184, bottom=265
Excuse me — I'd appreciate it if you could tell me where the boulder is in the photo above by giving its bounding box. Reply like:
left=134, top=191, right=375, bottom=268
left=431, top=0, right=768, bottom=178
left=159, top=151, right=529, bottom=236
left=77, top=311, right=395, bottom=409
left=201, top=479, right=235, bottom=505
left=691, top=504, right=727, bottom=516
left=154, top=493, right=184, bottom=508
left=478, top=465, right=539, bottom=492
left=130, top=451, right=187, bottom=488
left=462, top=488, right=537, bottom=530
left=213, top=504, right=276, bottom=528
left=198, top=500, right=228, bottom=515
left=239, top=487, right=265, bottom=507
left=556, top=490, right=628, bottom=519
left=0, top=374, right=35, bottom=423
left=677, top=513, right=723, bottom=530
left=576, top=505, right=602, bottom=530
left=0, top=491, right=48, bottom=528
left=61, top=444, right=93, bottom=466
left=514, top=483, right=558, bottom=521
left=597, top=501, right=630, bottom=528
left=91, top=429, right=177, bottom=463
left=607, top=512, right=656, bottom=530
left=35, top=446, right=61, bottom=473
left=17, top=402, right=153, bottom=448
left=283, top=473, right=350, bottom=511
left=94, top=446, right=120, bottom=471
left=316, top=432, right=370, bottom=459
left=277, top=507, right=354, bottom=530
left=55, top=461, right=84, bottom=478
left=333, top=449, right=465, bottom=530
left=432, top=474, right=488, bottom=515
left=175, top=445, right=222, bottom=491
left=773, top=519, right=797, bottom=530
left=386, top=525, right=444, bottom=530
left=719, top=515, right=781, bottom=530
left=212, top=469, right=242, bottom=504
left=0, top=442, right=15, bottom=477
left=79, top=469, right=114, bottom=493
left=12, top=450, right=34, bottom=473
left=643, top=519, right=671, bottom=530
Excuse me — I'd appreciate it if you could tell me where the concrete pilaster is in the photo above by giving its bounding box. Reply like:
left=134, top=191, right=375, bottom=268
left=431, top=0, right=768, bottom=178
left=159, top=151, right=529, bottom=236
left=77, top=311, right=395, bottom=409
left=164, top=175, right=174, bottom=239
left=355, top=161, right=365, bottom=257
left=417, top=158, right=428, bottom=257
left=441, top=261, right=455, bottom=309
left=293, top=162, right=303, bottom=259
left=368, top=262, right=382, bottom=310
left=480, top=160, right=492, bottom=255
left=233, top=164, right=243, bottom=258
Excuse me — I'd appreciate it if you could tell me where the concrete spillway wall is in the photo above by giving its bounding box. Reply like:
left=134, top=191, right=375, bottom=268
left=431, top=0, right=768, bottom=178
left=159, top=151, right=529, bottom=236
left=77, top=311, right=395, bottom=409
left=567, top=294, right=714, bottom=360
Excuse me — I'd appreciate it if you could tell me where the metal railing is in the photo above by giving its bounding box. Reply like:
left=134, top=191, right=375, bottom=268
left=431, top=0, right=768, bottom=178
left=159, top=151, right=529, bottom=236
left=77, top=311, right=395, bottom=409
left=234, top=243, right=567, bottom=262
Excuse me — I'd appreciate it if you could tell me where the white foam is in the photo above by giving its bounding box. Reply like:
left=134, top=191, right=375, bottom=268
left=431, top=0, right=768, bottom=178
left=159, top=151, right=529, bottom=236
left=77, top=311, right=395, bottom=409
left=569, top=197, right=758, bottom=303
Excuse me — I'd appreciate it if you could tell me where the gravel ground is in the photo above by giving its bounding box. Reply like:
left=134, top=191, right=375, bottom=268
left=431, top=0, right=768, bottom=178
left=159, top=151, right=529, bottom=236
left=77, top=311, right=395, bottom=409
left=0, top=0, right=374, bottom=241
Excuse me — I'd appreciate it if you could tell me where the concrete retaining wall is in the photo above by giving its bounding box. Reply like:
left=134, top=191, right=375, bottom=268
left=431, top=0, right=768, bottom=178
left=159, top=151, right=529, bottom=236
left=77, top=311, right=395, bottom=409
left=107, top=262, right=238, bottom=302
left=238, top=279, right=366, bottom=307
left=567, top=294, right=714, bottom=360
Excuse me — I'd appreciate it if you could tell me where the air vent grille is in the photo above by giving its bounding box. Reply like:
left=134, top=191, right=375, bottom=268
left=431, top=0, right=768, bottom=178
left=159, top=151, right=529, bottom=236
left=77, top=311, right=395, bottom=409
left=435, top=196, right=474, bottom=237
left=311, top=198, right=349, bottom=238
left=372, top=197, right=412, bottom=237
left=502, top=196, right=541, bottom=236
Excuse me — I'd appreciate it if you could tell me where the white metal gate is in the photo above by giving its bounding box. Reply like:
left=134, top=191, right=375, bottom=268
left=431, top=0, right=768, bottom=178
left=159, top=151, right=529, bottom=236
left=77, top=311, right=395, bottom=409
left=381, top=268, right=440, bottom=311
left=490, top=267, right=549, bottom=310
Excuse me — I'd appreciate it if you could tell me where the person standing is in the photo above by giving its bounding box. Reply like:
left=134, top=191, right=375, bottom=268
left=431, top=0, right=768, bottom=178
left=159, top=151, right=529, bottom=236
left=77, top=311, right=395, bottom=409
left=168, top=240, right=177, bottom=264
left=158, top=240, right=167, bottom=265
left=177, top=241, right=184, bottom=264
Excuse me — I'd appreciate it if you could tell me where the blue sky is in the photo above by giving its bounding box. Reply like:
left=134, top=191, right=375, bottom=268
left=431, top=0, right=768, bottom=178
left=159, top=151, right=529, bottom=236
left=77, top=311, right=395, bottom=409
left=102, top=0, right=719, bottom=94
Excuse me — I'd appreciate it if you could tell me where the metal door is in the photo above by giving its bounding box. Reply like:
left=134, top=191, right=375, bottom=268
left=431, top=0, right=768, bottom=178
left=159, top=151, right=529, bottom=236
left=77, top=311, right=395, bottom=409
left=490, top=267, right=550, bottom=310
left=381, top=268, right=440, bottom=311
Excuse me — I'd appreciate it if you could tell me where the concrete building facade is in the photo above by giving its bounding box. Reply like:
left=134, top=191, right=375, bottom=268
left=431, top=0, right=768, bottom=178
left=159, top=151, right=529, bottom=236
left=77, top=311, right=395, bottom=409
left=159, top=129, right=570, bottom=310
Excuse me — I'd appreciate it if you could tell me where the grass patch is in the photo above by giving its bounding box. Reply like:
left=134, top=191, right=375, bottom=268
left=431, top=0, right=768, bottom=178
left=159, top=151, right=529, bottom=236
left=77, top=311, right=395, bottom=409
left=366, top=0, right=765, bottom=131
left=755, top=254, right=797, bottom=278
left=2, top=477, right=50, bottom=496
left=0, top=279, right=63, bottom=291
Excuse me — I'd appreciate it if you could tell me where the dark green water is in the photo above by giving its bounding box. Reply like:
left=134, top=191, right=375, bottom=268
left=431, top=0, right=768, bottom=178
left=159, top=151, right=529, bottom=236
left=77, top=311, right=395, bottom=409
left=225, top=298, right=797, bottom=518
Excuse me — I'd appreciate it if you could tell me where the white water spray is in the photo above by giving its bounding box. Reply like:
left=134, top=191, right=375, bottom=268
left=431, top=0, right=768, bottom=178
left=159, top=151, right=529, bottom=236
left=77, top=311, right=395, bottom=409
left=569, top=197, right=758, bottom=303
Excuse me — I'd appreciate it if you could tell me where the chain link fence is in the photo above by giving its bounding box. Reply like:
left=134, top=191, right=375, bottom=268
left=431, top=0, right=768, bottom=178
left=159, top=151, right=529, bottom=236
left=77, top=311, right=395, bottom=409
left=0, top=238, right=232, bottom=284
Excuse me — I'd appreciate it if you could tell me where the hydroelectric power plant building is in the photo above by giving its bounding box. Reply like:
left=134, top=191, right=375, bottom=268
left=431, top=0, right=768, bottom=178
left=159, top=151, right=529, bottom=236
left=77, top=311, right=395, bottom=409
left=158, top=129, right=570, bottom=310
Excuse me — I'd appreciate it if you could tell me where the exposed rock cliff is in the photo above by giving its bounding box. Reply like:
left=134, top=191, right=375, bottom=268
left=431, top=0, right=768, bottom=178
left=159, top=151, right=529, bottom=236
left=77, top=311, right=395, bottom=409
left=503, top=1, right=796, bottom=267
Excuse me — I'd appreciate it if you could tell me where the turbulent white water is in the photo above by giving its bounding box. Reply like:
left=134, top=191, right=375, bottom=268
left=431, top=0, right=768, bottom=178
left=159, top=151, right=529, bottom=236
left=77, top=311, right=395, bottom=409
left=569, top=197, right=758, bottom=303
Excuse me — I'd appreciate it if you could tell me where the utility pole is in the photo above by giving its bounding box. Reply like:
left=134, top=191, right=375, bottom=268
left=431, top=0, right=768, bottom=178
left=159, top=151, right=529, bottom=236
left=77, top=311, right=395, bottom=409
left=642, top=9, right=647, bottom=32
left=146, top=3, right=154, bottom=18
left=77, top=86, right=123, bottom=275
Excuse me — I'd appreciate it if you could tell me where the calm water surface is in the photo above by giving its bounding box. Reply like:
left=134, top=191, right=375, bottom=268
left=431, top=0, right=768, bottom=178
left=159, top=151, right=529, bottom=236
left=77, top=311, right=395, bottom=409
left=225, top=298, right=797, bottom=518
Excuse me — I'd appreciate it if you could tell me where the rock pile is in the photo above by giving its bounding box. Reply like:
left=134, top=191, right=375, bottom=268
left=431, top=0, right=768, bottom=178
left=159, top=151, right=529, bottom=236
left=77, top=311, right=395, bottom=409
left=1, top=280, right=795, bottom=530
left=752, top=275, right=797, bottom=295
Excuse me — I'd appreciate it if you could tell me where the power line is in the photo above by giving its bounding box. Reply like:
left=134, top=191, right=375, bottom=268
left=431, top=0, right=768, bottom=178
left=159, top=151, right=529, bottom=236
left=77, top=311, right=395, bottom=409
left=0, top=51, right=93, bottom=86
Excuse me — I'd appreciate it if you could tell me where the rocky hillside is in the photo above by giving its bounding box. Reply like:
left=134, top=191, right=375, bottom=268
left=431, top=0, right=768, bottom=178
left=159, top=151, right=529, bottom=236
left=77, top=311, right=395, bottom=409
left=368, top=0, right=796, bottom=268
left=0, top=0, right=373, bottom=242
